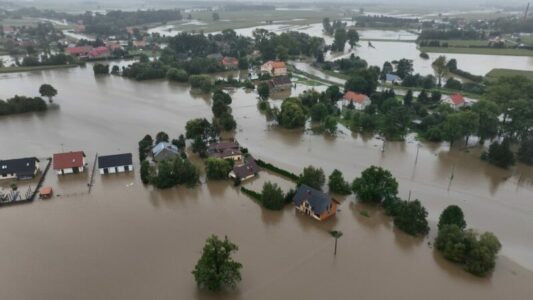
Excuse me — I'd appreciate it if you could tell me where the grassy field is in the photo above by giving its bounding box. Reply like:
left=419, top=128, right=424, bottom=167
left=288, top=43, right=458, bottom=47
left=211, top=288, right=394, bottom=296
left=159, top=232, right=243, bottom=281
left=0, top=64, right=78, bottom=74
left=163, top=9, right=343, bottom=33
left=485, top=69, right=533, bottom=81
left=420, top=46, right=533, bottom=57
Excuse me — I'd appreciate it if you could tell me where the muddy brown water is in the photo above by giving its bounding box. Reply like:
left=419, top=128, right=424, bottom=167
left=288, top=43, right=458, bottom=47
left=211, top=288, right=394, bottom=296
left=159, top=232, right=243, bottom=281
left=0, top=64, right=533, bottom=299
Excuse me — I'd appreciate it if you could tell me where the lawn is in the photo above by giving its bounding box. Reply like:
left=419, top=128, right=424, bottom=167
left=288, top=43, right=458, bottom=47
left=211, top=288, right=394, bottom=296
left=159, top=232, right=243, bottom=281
left=420, top=46, right=533, bottom=57
left=485, top=69, right=533, bottom=81
left=0, top=64, right=79, bottom=74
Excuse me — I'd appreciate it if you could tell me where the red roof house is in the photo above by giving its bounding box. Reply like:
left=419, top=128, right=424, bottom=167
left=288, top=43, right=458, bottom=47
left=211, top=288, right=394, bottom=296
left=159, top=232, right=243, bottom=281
left=87, top=46, right=109, bottom=59
left=53, top=151, right=86, bottom=175
left=222, top=56, right=239, bottom=69
left=342, top=91, right=371, bottom=110
left=443, top=93, right=465, bottom=109
left=65, top=46, right=93, bottom=57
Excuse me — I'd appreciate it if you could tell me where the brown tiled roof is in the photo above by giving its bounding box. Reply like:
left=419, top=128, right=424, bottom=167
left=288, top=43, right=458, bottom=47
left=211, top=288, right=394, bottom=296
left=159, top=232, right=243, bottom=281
left=53, top=151, right=85, bottom=170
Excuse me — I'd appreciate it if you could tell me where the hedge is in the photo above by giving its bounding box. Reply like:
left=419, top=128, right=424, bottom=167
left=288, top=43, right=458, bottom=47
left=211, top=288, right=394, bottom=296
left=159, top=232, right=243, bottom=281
left=255, top=159, right=299, bottom=181
left=240, top=187, right=262, bottom=202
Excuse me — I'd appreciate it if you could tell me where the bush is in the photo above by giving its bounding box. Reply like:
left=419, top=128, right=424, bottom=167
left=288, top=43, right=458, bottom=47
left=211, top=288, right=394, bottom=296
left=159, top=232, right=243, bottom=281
left=435, top=225, right=501, bottom=276
left=166, top=68, right=189, bottom=82
left=240, top=187, right=262, bottom=202
left=299, top=166, right=325, bottom=190
left=205, top=157, right=232, bottom=180
left=255, top=159, right=299, bottom=181
left=486, top=139, right=515, bottom=168
left=393, top=200, right=429, bottom=236
left=438, top=205, right=466, bottom=231
left=352, top=166, right=398, bottom=204
left=0, top=96, right=47, bottom=116
left=93, top=63, right=109, bottom=75
left=328, top=169, right=351, bottom=195
left=189, top=74, right=213, bottom=93
left=261, top=182, right=285, bottom=210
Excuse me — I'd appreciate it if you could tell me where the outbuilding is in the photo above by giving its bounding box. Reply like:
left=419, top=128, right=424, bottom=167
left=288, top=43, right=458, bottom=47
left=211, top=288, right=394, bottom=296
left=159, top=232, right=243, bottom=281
left=98, top=153, right=133, bottom=175
left=0, top=157, right=40, bottom=180
left=152, top=142, right=180, bottom=162
left=53, top=151, right=86, bottom=175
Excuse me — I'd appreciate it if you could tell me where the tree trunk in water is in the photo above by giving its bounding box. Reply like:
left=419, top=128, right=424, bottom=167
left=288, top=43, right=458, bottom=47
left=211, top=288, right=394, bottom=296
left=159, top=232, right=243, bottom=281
left=334, top=238, right=338, bottom=256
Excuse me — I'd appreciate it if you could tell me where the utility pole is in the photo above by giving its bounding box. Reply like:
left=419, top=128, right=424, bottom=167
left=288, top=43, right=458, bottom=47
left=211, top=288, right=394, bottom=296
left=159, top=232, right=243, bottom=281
left=414, top=143, right=421, bottom=165
left=329, top=230, right=343, bottom=256
left=525, top=3, right=530, bottom=22
left=447, top=164, right=455, bottom=191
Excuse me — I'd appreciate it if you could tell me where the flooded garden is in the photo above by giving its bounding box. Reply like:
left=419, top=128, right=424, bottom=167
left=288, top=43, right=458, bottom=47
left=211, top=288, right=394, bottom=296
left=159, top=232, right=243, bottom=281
left=0, top=62, right=533, bottom=299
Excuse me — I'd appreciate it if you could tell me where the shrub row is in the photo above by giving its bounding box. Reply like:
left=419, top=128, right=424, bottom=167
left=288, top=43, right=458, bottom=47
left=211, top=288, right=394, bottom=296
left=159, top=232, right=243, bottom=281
left=255, top=159, right=299, bottom=181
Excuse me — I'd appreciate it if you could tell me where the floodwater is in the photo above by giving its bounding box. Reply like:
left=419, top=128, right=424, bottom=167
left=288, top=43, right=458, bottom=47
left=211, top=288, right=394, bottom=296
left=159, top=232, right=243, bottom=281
left=0, top=64, right=533, bottom=299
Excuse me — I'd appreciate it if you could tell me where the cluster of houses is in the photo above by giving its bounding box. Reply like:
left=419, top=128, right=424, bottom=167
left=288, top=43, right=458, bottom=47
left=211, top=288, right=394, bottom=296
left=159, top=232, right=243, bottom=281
left=341, top=88, right=472, bottom=111
left=1, top=144, right=338, bottom=222
left=261, top=60, right=292, bottom=91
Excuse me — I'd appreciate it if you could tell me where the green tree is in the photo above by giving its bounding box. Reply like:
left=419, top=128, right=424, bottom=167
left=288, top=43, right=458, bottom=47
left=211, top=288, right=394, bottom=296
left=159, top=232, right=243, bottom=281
left=140, top=160, right=151, bottom=184
left=471, top=100, right=500, bottom=143
left=323, top=116, right=337, bottom=134
left=395, top=58, right=413, bottom=79
left=39, top=84, right=57, bottom=103
left=438, top=205, right=467, bottom=231
left=185, top=118, right=212, bottom=139
left=138, top=134, right=153, bottom=161
left=192, top=235, right=242, bottom=291
left=152, top=160, right=178, bottom=189
left=352, top=166, right=398, bottom=204
left=332, top=28, right=347, bottom=52
left=518, top=138, right=533, bottom=165
left=189, top=75, right=213, bottom=93
left=435, top=224, right=469, bottom=263
left=166, top=68, right=188, bottom=82
left=155, top=131, right=169, bottom=144
left=486, top=139, right=515, bottom=168
left=432, top=55, right=448, bottom=87
left=310, top=103, right=328, bottom=122
left=393, top=200, right=429, bottom=236
left=192, top=136, right=208, bottom=157
left=262, top=182, right=285, bottom=210
left=328, top=169, right=351, bottom=195
left=278, top=98, right=306, bottom=129
left=465, top=232, right=501, bottom=276
left=205, top=157, right=232, bottom=180
left=299, top=166, right=326, bottom=190
left=347, top=29, right=359, bottom=49
left=257, top=82, right=270, bottom=101
left=403, top=90, right=413, bottom=107
left=212, top=12, right=220, bottom=21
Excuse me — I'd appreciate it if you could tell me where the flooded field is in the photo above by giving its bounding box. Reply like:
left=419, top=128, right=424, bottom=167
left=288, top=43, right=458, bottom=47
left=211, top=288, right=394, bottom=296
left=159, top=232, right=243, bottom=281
left=1, top=64, right=533, bottom=299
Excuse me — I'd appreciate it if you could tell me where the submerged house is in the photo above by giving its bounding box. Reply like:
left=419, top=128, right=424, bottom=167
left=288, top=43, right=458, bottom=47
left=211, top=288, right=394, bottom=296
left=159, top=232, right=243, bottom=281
left=0, top=157, right=40, bottom=180
left=53, top=151, right=86, bottom=175
left=261, top=60, right=288, bottom=77
left=443, top=93, right=465, bottom=110
left=269, top=75, right=292, bottom=91
left=229, top=156, right=260, bottom=181
left=207, top=141, right=242, bottom=161
left=342, top=91, right=371, bottom=110
left=152, top=142, right=179, bottom=162
left=293, top=185, right=338, bottom=221
left=385, top=73, right=402, bottom=84
left=98, top=153, right=133, bottom=175
left=222, top=56, right=239, bottom=70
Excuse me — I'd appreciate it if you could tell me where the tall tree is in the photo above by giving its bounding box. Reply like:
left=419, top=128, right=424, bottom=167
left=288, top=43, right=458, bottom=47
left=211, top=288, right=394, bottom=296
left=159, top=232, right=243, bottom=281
left=438, top=205, right=467, bottom=231
left=332, top=28, right=347, bottom=52
left=432, top=55, right=448, bottom=87
left=192, top=235, right=242, bottom=291
left=347, top=29, right=359, bottom=49
left=352, top=166, right=398, bottom=204
left=39, top=84, right=58, bottom=103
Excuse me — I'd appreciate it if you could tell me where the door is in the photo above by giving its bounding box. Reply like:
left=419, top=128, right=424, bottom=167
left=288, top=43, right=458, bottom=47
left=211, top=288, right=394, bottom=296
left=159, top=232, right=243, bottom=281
left=124, top=165, right=129, bottom=172
left=73, top=167, right=79, bottom=174
left=104, top=168, right=109, bottom=175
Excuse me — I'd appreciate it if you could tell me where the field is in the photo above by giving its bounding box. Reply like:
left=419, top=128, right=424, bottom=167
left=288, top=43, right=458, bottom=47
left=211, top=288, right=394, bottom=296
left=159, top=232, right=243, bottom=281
left=420, top=46, right=533, bottom=57
left=163, top=9, right=343, bottom=33
left=486, top=68, right=533, bottom=81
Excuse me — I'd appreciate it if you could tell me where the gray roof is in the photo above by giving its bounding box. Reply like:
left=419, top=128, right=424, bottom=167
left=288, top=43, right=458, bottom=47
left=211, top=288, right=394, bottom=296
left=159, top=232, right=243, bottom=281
left=207, top=141, right=241, bottom=158
left=0, top=157, right=39, bottom=179
left=386, top=73, right=402, bottom=82
left=232, top=156, right=259, bottom=179
left=98, top=153, right=132, bottom=169
left=152, top=142, right=179, bottom=161
left=293, top=184, right=332, bottom=215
